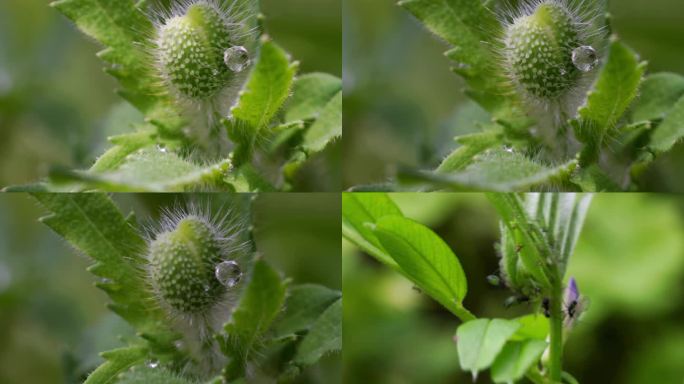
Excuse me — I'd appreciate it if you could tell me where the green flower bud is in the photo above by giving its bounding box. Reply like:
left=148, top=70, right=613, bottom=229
left=156, top=2, right=250, bottom=100
left=505, top=2, right=581, bottom=99
left=149, top=216, right=226, bottom=314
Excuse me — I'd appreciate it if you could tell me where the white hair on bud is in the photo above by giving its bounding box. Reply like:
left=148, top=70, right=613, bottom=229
left=491, top=0, right=608, bottom=155
left=142, top=197, right=253, bottom=378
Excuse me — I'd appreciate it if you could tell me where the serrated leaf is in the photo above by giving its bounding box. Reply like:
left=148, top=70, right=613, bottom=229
left=31, top=194, right=155, bottom=329
left=408, top=150, right=576, bottom=192
left=302, top=91, right=342, bottom=154
left=341, top=193, right=403, bottom=269
left=229, top=38, right=298, bottom=165
left=491, top=340, right=547, bottom=383
left=232, top=37, right=298, bottom=131
left=649, top=94, right=684, bottom=154
left=373, top=215, right=473, bottom=320
left=51, top=0, right=182, bottom=131
left=51, top=147, right=233, bottom=192
left=285, top=73, right=342, bottom=122
left=84, top=346, right=148, bottom=384
left=437, top=130, right=502, bottom=173
left=398, top=0, right=507, bottom=114
left=90, top=131, right=156, bottom=173
left=456, top=319, right=520, bottom=375
left=222, top=260, right=287, bottom=379
left=274, top=284, right=341, bottom=339
left=573, top=40, right=646, bottom=164
left=116, top=364, right=197, bottom=384
left=631, top=73, right=684, bottom=123
left=293, top=298, right=342, bottom=366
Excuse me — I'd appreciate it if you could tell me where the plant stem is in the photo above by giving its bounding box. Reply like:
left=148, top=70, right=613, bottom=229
left=548, top=279, right=564, bottom=382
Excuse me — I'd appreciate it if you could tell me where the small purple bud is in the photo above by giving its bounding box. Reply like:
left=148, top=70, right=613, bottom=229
left=565, top=277, right=579, bottom=304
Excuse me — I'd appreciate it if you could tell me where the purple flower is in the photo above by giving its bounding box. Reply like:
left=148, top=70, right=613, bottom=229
left=564, top=277, right=580, bottom=305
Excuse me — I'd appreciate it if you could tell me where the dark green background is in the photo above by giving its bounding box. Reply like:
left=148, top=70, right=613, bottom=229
left=0, top=193, right=341, bottom=384
left=342, top=0, right=684, bottom=190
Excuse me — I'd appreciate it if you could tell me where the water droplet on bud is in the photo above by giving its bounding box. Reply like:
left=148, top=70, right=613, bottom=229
left=224, top=46, right=250, bottom=73
left=215, top=260, right=242, bottom=288
left=572, top=46, right=598, bottom=72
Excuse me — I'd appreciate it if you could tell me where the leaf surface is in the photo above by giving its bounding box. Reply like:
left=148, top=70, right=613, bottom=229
left=293, top=298, right=342, bottom=366
left=373, top=215, right=473, bottom=320
left=456, top=319, right=520, bottom=375
left=222, top=260, right=287, bottom=378
left=491, top=340, right=547, bottom=383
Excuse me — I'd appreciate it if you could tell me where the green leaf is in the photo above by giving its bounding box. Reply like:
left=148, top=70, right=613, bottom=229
left=408, top=150, right=577, bottom=192
left=51, top=147, right=233, bottom=192
left=293, top=298, right=342, bottom=366
left=90, top=131, right=156, bottom=173
left=649, top=95, right=684, bottom=154
left=285, top=73, right=342, bottom=122
left=510, top=314, right=549, bottom=341
left=436, top=130, right=502, bottom=173
left=302, top=91, right=342, bottom=154
left=631, top=73, right=684, bottom=122
left=221, top=260, right=287, bottom=378
left=31, top=194, right=164, bottom=333
left=398, top=0, right=508, bottom=114
left=274, top=284, right=341, bottom=339
left=456, top=319, right=520, bottom=376
left=373, top=215, right=473, bottom=320
left=84, top=346, right=148, bottom=384
left=231, top=37, right=298, bottom=131
left=491, top=340, right=547, bottom=383
left=51, top=0, right=181, bottom=131
left=229, top=37, right=298, bottom=165
left=117, top=364, right=198, bottom=384
left=341, top=193, right=403, bottom=269
left=573, top=40, right=647, bottom=165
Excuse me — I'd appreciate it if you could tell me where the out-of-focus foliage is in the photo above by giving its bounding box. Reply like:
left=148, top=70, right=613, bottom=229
left=343, top=193, right=684, bottom=383
left=343, top=0, right=684, bottom=191
left=0, top=193, right=341, bottom=384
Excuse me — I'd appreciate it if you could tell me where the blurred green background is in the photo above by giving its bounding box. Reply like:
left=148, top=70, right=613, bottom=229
left=0, top=0, right=342, bottom=189
left=344, top=193, right=684, bottom=383
left=342, top=0, right=684, bottom=190
left=0, top=193, right=341, bottom=384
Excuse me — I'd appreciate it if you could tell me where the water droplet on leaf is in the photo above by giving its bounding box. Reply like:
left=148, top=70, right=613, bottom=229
left=571, top=46, right=598, bottom=72
left=215, top=260, right=242, bottom=288
left=224, top=46, right=250, bottom=73
left=147, top=360, right=159, bottom=369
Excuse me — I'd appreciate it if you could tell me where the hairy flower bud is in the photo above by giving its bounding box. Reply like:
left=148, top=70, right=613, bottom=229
left=505, top=2, right=581, bottom=99
left=154, top=1, right=254, bottom=101
left=149, top=216, right=227, bottom=314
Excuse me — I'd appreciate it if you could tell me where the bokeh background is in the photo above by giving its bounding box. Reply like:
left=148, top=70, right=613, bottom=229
left=342, top=0, right=684, bottom=190
left=0, top=0, right=342, bottom=189
left=344, top=193, right=684, bottom=383
left=0, top=193, right=341, bottom=384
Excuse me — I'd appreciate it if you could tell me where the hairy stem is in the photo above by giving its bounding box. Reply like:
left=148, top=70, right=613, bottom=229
left=548, top=278, right=564, bottom=381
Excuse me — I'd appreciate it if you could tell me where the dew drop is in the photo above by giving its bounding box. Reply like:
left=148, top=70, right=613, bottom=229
left=503, top=145, right=514, bottom=153
left=156, top=144, right=168, bottom=153
left=571, top=46, right=598, bottom=72
left=215, top=260, right=242, bottom=288
left=147, top=359, right=159, bottom=369
left=224, top=46, right=250, bottom=73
